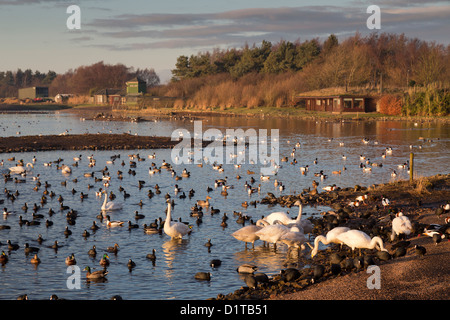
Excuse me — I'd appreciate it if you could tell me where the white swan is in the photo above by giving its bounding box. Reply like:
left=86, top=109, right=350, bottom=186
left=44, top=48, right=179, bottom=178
left=254, top=221, right=289, bottom=250
left=231, top=219, right=268, bottom=248
left=391, top=212, right=413, bottom=241
left=163, top=202, right=191, bottom=239
left=9, top=163, right=33, bottom=174
left=336, top=229, right=388, bottom=255
left=264, top=201, right=313, bottom=234
left=280, top=225, right=308, bottom=255
left=101, top=193, right=123, bottom=211
left=311, top=227, right=351, bottom=258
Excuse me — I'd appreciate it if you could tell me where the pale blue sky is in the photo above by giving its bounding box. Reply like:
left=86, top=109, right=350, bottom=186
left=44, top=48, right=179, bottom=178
left=0, top=0, right=449, bottom=82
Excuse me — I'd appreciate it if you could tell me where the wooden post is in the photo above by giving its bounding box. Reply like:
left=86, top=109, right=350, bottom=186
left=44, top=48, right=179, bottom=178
left=409, top=152, right=414, bottom=182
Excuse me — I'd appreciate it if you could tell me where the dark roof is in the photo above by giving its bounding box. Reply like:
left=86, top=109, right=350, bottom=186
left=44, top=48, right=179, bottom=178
left=94, top=88, right=124, bottom=96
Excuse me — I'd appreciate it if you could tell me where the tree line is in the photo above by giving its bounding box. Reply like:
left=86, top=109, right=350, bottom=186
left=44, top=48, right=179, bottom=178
left=149, top=32, right=449, bottom=115
left=0, top=61, right=159, bottom=99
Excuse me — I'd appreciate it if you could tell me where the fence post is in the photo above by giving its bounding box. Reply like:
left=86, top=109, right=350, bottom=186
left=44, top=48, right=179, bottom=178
left=409, top=152, right=414, bottom=182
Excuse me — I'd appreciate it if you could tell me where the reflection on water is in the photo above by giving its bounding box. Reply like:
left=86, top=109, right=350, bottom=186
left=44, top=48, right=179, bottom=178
left=0, top=112, right=449, bottom=300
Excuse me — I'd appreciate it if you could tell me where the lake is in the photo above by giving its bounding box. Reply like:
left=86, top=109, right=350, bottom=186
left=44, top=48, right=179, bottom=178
left=0, top=111, right=449, bottom=300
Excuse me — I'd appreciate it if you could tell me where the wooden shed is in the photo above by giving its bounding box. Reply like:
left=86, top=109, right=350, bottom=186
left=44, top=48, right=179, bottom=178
left=297, top=94, right=375, bottom=113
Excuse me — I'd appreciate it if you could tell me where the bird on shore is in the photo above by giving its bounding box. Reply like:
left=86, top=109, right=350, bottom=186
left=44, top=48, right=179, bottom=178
left=311, top=227, right=351, bottom=258
left=391, top=212, right=413, bottom=241
left=336, top=230, right=388, bottom=256
left=415, top=245, right=426, bottom=257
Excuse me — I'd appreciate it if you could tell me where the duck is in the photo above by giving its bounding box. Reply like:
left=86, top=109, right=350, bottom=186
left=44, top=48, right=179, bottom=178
left=127, top=259, right=136, bottom=269
left=65, top=253, right=76, bottom=265
left=0, top=251, right=8, bottom=264
left=311, top=227, right=351, bottom=258
left=88, top=245, right=97, bottom=256
left=24, top=243, right=39, bottom=254
left=237, top=264, right=258, bottom=274
left=105, top=215, right=124, bottom=228
left=336, top=230, right=388, bottom=256
left=194, top=272, right=211, bottom=281
left=99, top=254, right=110, bottom=267
left=196, top=196, right=212, bottom=207
left=7, top=240, right=19, bottom=251
left=163, top=202, right=191, bottom=239
left=146, top=249, right=156, bottom=262
left=30, top=254, right=41, bottom=265
left=83, top=266, right=108, bottom=279
left=106, top=243, right=119, bottom=254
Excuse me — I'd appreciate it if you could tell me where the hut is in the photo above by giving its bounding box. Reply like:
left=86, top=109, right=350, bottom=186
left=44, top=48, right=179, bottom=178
left=295, top=89, right=377, bottom=113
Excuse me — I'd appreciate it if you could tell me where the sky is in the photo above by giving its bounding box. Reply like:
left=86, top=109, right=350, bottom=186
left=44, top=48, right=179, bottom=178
left=0, top=0, right=449, bottom=83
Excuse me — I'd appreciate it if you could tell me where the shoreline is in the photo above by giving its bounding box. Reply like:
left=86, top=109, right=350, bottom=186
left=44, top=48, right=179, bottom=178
left=2, top=104, right=449, bottom=123
left=213, top=174, right=450, bottom=300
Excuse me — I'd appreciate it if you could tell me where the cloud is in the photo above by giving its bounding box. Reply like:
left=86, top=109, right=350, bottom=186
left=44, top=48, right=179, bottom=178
left=81, top=4, right=450, bottom=51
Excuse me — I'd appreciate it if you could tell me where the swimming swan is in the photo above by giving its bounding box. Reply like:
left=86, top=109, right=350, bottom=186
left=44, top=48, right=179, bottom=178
left=163, top=202, right=191, bottom=239
left=311, top=227, right=351, bottom=258
left=101, top=193, right=123, bottom=211
left=9, top=163, right=33, bottom=174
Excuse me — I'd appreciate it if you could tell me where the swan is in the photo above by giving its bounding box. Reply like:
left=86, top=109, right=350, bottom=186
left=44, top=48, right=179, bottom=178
left=255, top=221, right=289, bottom=250
left=264, top=201, right=313, bottom=234
left=391, top=212, right=413, bottom=241
left=9, top=163, right=33, bottom=174
left=163, top=202, right=191, bottom=239
left=336, top=229, right=388, bottom=255
left=101, top=192, right=122, bottom=211
left=280, top=225, right=308, bottom=255
left=311, top=227, right=351, bottom=258
left=231, top=219, right=268, bottom=248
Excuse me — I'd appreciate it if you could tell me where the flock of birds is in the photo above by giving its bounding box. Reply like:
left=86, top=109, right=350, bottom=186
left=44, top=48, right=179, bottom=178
left=0, top=128, right=449, bottom=299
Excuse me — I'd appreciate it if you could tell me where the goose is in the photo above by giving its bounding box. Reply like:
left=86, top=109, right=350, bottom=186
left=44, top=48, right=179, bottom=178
left=336, top=230, right=388, bottom=256
left=163, top=202, right=191, bottom=239
left=83, top=266, right=108, bottom=279
left=101, top=192, right=122, bottom=211
left=311, top=227, right=351, bottom=258
left=231, top=219, right=268, bottom=248
left=391, top=212, right=413, bottom=241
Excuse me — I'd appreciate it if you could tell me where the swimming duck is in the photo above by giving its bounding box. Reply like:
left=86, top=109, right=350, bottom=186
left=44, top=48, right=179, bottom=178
left=99, top=254, right=110, bottom=267
left=30, top=254, right=41, bottom=265
left=146, top=249, right=156, bottom=262
left=106, top=243, right=120, bottom=254
left=65, top=253, right=76, bottom=265
left=83, top=266, right=108, bottom=279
